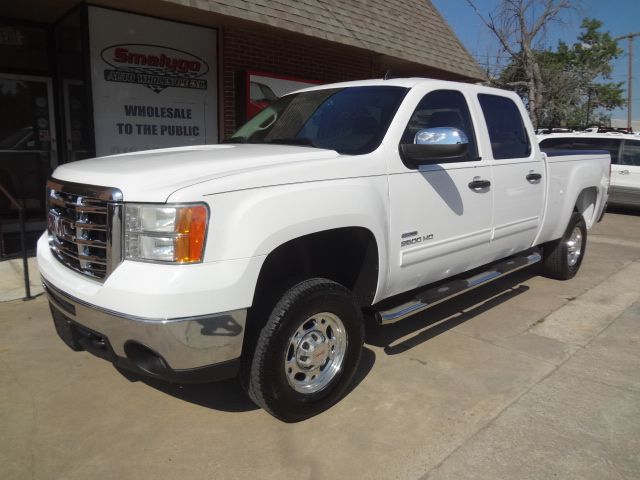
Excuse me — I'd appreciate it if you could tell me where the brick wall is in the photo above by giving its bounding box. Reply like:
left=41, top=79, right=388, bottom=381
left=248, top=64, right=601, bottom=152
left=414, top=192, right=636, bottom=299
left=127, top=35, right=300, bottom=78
left=221, top=26, right=380, bottom=138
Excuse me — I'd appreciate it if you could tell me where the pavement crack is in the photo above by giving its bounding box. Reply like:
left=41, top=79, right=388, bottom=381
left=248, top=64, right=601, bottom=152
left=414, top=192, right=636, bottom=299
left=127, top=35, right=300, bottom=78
left=525, top=261, right=638, bottom=337
left=421, top=355, right=570, bottom=479
left=529, top=317, right=546, bottom=328
left=422, top=261, right=640, bottom=480
left=409, top=357, right=428, bottom=366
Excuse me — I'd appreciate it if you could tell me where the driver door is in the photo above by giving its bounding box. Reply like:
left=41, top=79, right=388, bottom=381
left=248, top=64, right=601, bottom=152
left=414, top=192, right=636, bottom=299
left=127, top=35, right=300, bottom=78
left=386, top=89, right=494, bottom=297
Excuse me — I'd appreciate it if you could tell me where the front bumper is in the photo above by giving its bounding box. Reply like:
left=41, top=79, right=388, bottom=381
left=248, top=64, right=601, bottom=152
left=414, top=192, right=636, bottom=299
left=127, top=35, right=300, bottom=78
left=44, top=279, right=246, bottom=383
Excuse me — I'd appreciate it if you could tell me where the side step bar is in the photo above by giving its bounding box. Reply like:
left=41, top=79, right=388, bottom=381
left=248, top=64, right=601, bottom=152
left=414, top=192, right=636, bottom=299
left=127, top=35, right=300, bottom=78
left=375, top=251, right=542, bottom=325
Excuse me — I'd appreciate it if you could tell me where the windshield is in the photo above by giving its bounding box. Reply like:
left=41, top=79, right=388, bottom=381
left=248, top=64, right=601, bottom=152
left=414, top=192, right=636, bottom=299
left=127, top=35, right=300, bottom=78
left=230, top=86, right=408, bottom=155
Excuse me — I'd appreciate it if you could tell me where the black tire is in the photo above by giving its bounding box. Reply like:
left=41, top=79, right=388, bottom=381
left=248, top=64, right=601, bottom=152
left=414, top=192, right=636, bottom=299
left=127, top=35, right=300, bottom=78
left=246, top=278, right=364, bottom=422
left=541, top=211, right=587, bottom=280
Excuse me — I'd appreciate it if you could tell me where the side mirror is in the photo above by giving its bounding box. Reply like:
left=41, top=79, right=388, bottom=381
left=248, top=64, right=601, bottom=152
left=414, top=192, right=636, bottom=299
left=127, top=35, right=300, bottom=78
left=400, top=127, right=469, bottom=167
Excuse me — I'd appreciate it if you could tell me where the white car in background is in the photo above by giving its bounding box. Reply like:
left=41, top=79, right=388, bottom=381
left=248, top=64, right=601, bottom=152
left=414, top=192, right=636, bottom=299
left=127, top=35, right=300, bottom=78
left=539, top=132, right=640, bottom=208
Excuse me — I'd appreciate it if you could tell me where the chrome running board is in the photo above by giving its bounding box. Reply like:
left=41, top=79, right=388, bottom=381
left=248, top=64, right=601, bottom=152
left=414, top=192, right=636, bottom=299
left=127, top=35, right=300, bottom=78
left=375, top=251, right=541, bottom=325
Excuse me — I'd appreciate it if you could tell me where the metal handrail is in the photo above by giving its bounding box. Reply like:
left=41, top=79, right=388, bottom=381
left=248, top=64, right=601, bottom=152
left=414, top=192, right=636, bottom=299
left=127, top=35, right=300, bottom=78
left=0, top=183, right=33, bottom=300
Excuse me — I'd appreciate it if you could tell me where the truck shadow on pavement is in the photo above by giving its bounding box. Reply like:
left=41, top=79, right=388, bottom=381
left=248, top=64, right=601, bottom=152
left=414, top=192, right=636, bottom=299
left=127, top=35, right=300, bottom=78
left=365, top=269, right=536, bottom=355
left=606, top=205, right=640, bottom=216
left=115, top=371, right=259, bottom=412
left=115, top=348, right=376, bottom=413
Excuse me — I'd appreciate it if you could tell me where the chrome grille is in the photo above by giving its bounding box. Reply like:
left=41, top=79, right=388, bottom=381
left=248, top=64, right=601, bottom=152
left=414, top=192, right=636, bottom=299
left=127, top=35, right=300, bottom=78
left=46, top=179, right=123, bottom=280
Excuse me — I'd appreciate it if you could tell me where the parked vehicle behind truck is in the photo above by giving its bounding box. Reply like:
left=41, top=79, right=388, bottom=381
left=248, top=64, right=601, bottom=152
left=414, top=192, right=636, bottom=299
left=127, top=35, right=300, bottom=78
left=538, top=132, right=640, bottom=208
left=38, top=78, right=610, bottom=421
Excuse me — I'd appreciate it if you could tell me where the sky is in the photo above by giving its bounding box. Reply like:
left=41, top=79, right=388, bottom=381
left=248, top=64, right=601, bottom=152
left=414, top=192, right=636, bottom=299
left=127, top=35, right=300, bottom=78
left=431, top=0, right=640, bottom=122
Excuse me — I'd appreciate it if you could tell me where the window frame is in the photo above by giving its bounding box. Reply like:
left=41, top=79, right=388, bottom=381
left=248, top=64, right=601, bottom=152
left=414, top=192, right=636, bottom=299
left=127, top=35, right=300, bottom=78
left=398, top=89, right=480, bottom=168
left=477, top=93, right=532, bottom=161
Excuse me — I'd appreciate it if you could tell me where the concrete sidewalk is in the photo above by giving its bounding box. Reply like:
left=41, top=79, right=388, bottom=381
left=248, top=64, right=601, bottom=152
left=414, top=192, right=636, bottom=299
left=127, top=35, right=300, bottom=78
left=425, top=267, right=640, bottom=479
left=0, top=257, right=43, bottom=302
left=1, top=212, right=639, bottom=480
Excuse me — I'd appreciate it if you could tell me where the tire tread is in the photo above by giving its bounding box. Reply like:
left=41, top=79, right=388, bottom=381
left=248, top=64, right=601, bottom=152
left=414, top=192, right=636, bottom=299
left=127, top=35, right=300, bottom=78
left=248, top=278, right=363, bottom=422
left=542, top=212, right=587, bottom=280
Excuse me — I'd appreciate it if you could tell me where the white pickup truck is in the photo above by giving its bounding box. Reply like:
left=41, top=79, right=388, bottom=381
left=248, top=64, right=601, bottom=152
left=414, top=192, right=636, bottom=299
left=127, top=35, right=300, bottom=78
left=38, top=78, right=610, bottom=422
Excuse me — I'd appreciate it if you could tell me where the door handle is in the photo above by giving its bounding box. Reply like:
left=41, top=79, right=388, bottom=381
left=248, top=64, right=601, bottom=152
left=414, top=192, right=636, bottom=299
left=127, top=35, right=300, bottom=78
left=526, top=172, right=542, bottom=181
left=468, top=179, right=491, bottom=190
left=620, top=170, right=630, bottom=175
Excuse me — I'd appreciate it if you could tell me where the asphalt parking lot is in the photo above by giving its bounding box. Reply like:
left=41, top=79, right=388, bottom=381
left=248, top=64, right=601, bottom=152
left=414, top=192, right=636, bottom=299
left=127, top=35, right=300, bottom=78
left=2, top=209, right=640, bottom=480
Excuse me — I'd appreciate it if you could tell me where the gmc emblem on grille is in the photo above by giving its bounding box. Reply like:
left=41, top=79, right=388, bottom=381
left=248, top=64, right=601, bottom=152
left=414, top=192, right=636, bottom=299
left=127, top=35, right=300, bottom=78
left=48, top=211, right=74, bottom=239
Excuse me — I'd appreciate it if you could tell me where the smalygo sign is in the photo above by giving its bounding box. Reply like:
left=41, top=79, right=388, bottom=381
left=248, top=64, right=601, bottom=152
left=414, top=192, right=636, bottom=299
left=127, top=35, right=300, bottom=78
left=89, top=6, right=218, bottom=154
left=100, top=44, right=210, bottom=93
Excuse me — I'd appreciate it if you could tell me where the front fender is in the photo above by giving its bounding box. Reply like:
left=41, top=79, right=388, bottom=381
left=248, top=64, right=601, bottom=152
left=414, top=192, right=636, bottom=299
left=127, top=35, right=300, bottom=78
left=194, top=177, right=391, bottom=302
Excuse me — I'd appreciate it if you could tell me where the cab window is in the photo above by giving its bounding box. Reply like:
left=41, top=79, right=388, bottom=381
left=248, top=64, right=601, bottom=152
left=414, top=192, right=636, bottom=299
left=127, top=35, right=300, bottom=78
left=400, top=89, right=478, bottom=162
left=478, top=94, right=531, bottom=160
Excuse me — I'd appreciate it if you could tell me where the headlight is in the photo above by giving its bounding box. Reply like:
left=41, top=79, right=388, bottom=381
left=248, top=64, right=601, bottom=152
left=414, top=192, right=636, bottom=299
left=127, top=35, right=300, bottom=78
left=124, top=203, right=208, bottom=263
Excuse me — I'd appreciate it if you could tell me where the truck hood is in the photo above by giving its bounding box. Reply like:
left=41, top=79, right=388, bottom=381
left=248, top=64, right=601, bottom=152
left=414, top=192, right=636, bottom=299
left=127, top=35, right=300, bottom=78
left=52, top=144, right=342, bottom=202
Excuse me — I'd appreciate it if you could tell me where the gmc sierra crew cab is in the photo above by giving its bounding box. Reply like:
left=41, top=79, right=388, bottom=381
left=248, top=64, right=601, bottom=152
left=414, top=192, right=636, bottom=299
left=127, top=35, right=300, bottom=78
left=38, top=78, right=610, bottom=422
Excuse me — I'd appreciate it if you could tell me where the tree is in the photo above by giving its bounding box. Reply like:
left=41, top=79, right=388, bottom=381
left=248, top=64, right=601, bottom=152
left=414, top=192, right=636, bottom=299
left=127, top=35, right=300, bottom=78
left=465, top=0, right=574, bottom=127
left=497, top=19, right=624, bottom=127
left=553, top=19, right=624, bottom=126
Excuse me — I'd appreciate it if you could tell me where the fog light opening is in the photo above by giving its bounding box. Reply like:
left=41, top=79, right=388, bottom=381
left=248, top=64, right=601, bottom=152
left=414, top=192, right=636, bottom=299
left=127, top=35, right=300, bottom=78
left=124, top=341, right=170, bottom=376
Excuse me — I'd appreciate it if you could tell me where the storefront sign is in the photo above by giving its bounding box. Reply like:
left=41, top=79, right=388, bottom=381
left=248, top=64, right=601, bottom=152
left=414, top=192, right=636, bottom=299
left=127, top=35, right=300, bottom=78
left=0, top=26, right=25, bottom=46
left=100, top=44, right=209, bottom=92
left=89, top=7, right=217, bottom=156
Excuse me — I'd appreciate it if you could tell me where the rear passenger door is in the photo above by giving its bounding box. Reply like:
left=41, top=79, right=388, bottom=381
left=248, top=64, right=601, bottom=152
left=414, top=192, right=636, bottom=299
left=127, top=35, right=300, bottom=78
left=476, top=94, right=545, bottom=260
left=614, top=139, right=640, bottom=207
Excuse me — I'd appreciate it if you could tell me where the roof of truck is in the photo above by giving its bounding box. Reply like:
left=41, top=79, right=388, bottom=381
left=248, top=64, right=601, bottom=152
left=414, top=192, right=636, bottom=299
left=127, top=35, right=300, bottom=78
left=294, top=77, right=509, bottom=94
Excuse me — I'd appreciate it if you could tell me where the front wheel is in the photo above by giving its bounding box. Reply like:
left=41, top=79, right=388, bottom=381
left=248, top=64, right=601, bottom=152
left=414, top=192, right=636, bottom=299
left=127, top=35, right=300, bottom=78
left=541, top=211, right=587, bottom=280
left=246, top=278, right=364, bottom=422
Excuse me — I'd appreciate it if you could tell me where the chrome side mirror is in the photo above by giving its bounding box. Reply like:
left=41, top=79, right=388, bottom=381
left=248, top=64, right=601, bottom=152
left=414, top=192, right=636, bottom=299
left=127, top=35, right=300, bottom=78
left=414, top=127, right=469, bottom=145
left=400, top=127, right=470, bottom=168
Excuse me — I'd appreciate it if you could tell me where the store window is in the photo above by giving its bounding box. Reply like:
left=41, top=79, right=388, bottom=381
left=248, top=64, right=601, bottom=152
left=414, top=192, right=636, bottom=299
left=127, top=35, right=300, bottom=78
left=55, top=7, right=93, bottom=162
left=0, top=24, right=54, bottom=256
left=0, top=24, right=48, bottom=73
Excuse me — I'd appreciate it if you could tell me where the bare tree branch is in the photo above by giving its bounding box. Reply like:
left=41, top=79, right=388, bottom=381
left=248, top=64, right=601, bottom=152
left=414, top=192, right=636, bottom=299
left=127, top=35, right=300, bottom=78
left=465, top=0, right=576, bottom=127
left=465, top=0, right=518, bottom=57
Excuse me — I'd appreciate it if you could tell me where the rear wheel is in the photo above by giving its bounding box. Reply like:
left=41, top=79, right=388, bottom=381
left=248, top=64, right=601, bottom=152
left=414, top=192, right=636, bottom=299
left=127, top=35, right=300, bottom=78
left=541, top=212, right=587, bottom=280
left=246, top=278, right=364, bottom=422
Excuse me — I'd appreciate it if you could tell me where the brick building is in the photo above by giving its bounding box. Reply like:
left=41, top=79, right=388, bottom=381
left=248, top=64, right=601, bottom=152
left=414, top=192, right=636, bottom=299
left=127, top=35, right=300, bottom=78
left=0, top=0, right=484, bottom=255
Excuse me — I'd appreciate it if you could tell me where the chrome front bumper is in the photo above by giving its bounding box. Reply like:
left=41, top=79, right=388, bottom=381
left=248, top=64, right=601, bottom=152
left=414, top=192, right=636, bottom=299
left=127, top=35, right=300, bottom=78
left=44, top=279, right=246, bottom=381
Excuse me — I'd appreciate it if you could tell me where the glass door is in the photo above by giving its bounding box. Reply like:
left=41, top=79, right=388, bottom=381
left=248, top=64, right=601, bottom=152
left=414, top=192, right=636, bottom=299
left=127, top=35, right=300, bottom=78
left=0, top=73, right=57, bottom=257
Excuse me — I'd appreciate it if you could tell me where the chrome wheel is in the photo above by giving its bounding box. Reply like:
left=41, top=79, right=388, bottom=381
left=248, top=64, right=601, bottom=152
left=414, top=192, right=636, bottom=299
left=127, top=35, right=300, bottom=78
left=284, top=312, right=347, bottom=394
left=566, top=226, right=583, bottom=267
